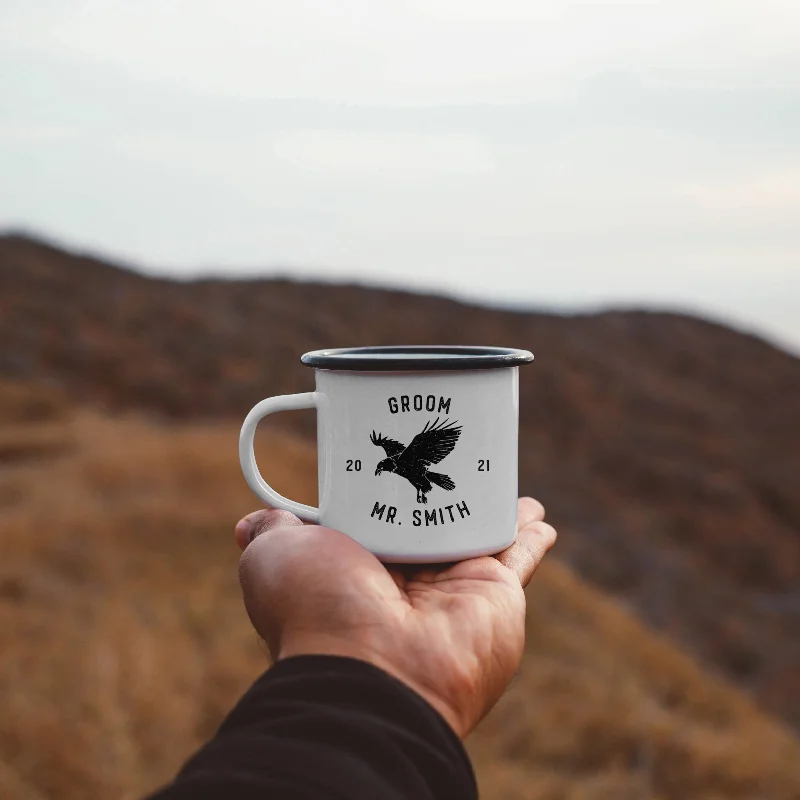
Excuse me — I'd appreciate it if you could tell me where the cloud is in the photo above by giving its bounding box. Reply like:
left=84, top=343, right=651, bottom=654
left=0, top=122, right=76, bottom=144
left=272, top=131, right=495, bottom=180
left=3, top=1, right=800, bottom=103
left=680, top=169, right=800, bottom=212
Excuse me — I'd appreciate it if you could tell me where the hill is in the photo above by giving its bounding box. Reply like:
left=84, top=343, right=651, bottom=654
left=1, top=233, right=799, bottom=732
left=1, top=383, right=799, bottom=799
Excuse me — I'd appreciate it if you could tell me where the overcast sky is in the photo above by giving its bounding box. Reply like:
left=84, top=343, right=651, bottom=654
left=1, top=1, right=799, bottom=353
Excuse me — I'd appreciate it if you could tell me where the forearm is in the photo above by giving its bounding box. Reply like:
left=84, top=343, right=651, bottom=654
left=147, top=655, right=477, bottom=800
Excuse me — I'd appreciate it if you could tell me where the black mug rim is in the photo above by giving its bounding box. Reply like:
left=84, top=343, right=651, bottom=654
left=301, top=345, right=534, bottom=371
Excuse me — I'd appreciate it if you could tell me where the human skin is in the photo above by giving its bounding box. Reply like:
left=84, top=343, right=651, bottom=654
left=234, top=497, right=556, bottom=740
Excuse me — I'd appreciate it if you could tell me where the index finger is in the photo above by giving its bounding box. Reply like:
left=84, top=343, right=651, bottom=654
left=494, top=497, right=557, bottom=588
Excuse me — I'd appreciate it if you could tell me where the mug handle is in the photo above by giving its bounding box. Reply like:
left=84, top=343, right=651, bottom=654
left=239, top=392, right=320, bottom=523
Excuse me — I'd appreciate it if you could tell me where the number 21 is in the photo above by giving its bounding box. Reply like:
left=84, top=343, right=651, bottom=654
left=478, top=459, right=490, bottom=472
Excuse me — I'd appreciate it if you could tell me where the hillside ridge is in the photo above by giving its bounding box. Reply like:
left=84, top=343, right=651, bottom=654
left=1, top=232, right=799, bottom=729
left=1, top=393, right=799, bottom=799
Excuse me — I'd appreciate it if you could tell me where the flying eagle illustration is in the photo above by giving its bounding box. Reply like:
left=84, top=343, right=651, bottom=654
left=370, top=418, right=462, bottom=504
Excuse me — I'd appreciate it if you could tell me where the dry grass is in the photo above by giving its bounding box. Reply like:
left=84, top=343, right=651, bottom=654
left=1, top=384, right=799, bottom=799
left=472, top=563, right=800, bottom=799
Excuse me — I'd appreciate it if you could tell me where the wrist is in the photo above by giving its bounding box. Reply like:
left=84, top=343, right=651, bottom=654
left=277, top=634, right=466, bottom=738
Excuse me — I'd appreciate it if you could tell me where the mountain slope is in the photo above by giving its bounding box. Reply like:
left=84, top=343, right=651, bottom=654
left=1, top=385, right=798, bottom=799
left=1, top=233, right=799, bottom=728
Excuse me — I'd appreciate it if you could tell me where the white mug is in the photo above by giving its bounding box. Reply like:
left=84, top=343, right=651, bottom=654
left=239, top=346, right=533, bottom=562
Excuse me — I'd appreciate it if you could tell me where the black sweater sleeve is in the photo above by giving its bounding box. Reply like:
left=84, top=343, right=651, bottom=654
left=147, top=655, right=477, bottom=800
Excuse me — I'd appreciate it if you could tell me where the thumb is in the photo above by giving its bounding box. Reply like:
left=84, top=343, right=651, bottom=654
left=238, top=523, right=400, bottom=660
left=234, top=508, right=304, bottom=551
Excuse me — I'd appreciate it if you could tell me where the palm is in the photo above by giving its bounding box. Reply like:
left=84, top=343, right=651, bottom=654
left=237, top=499, right=555, bottom=739
left=384, top=558, right=528, bottom=734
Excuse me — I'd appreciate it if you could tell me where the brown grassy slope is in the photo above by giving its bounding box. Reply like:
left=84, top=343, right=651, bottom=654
left=0, top=391, right=309, bottom=800
left=1, top=234, right=799, bottom=729
left=1, top=382, right=799, bottom=800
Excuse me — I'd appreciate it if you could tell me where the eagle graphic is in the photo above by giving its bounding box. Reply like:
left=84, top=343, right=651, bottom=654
left=370, top=418, right=462, bottom=504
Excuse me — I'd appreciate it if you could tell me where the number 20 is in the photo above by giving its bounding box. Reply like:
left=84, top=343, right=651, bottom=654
left=346, top=459, right=362, bottom=472
left=478, top=459, right=490, bottom=471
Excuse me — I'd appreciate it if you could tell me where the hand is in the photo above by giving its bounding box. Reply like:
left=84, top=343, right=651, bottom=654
left=234, top=498, right=556, bottom=739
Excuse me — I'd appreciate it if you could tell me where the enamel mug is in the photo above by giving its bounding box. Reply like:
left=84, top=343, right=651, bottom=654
left=239, top=346, right=534, bottom=563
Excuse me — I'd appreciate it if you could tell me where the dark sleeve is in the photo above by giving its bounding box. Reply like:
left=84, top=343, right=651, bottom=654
left=147, top=655, right=477, bottom=800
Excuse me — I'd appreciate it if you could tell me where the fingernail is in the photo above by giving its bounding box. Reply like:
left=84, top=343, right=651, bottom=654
left=235, top=519, right=252, bottom=542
